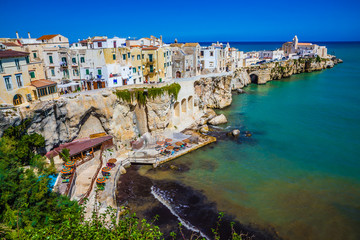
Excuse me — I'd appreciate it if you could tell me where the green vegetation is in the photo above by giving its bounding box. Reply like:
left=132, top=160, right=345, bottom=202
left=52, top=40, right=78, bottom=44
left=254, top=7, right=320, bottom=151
left=115, top=83, right=181, bottom=105
left=0, top=120, right=243, bottom=239
left=316, top=55, right=321, bottom=63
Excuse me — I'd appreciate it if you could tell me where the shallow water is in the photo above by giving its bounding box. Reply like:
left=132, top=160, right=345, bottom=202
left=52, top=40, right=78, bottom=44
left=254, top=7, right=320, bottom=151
left=139, top=42, right=360, bottom=239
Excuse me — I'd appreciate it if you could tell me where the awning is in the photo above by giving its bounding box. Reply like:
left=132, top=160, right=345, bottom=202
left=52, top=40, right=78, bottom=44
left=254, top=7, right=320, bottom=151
left=58, top=82, right=81, bottom=88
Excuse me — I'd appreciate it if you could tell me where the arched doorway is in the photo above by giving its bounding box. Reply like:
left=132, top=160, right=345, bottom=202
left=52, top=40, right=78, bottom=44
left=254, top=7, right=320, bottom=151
left=174, top=102, right=180, bottom=117
left=13, top=94, right=23, bottom=106
left=250, top=73, right=259, bottom=84
left=176, top=71, right=181, bottom=78
left=181, top=98, right=187, bottom=114
left=188, top=96, right=193, bottom=113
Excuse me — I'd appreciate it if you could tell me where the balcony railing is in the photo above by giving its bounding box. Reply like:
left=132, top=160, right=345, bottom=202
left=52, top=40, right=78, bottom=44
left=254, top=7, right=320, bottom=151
left=60, top=62, right=68, bottom=67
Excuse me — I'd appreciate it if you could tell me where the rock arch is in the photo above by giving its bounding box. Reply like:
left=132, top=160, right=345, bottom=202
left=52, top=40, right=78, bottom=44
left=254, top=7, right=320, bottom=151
left=249, top=72, right=259, bottom=84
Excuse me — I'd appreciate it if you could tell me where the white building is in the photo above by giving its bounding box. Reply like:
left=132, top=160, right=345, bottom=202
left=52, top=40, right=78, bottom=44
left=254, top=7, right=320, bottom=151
left=259, top=49, right=285, bottom=61
left=200, top=42, right=226, bottom=73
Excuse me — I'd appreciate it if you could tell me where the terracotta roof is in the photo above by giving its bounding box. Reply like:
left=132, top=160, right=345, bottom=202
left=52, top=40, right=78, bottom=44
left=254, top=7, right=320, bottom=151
left=45, top=135, right=113, bottom=158
left=170, top=43, right=184, bottom=47
left=0, top=50, right=29, bottom=59
left=37, top=34, right=59, bottom=40
left=184, top=43, right=199, bottom=47
left=298, top=43, right=312, bottom=46
left=1, top=42, right=20, bottom=47
left=142, top=47, right=158, bottom=50
left=31, top=79, right=57, bottom=88
left=93, top=39, right=106, bottom=42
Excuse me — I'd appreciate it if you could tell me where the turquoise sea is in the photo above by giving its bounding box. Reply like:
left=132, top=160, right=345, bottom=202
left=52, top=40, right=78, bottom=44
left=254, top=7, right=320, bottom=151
left=142, top=42, right=360, bottom=239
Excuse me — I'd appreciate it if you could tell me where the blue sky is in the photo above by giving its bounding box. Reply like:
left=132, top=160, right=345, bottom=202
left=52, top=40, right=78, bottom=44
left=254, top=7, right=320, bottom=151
left=1, top=0, right=360, bottom=43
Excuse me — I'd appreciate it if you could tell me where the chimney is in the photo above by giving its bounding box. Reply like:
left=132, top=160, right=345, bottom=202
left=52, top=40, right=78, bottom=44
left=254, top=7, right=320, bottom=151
left=16, top=31, right=19, bottom=39
left=28, top=32, right=31, bottom=39
left=160, top=35, right=163, bottom=46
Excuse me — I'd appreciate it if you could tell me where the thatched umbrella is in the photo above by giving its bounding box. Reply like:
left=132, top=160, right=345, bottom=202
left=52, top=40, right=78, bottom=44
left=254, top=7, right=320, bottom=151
left=166, top=146, right=174, bottom=150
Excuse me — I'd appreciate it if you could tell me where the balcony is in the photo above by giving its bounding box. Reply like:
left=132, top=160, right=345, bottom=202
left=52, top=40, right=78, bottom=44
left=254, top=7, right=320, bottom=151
left=60, top=62, right=68, bottom=67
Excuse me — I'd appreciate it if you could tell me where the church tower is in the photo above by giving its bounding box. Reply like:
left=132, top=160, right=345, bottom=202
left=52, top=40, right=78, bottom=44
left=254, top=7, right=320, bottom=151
left=293, top=35, right=298, bottom=49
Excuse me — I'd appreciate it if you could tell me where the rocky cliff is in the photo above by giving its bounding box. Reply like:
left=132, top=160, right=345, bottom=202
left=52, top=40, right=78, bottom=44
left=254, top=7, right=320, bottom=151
left=0, top=90, right=174, bottom=152
left=193, top=74, right=233, bottom=109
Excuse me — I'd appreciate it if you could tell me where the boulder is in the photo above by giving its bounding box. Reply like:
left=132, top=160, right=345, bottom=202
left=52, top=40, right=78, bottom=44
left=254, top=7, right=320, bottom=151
left=237, top=89, right=245, bottom=94
left=208, top=114, right=227, bottom=125
left=200, top=125, right=209, bottom=133
left=120, top=166, right=127, bottom=174
left=232, top=129, right=240, bottom=137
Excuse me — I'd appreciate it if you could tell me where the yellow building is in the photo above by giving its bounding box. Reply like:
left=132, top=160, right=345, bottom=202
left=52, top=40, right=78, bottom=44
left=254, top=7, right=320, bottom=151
left=141, top=46, right=172, bottom=83
left=129, top=47, right=144, bottom=84
left=0, top=50, right=36, bottom=105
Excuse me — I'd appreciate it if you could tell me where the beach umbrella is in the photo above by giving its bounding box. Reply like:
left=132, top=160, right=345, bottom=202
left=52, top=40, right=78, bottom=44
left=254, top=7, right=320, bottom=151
left=96, top=177, right=107, bottom=184
left=175, top=142, right=183, bottom=146
left=102, top=167, right=111, bottom=172
left=61, top=167, right=73, bottom=174
left=64, top=160, right=75, bottom=167
left=165, top=138, right=172, bottom=142
left=166, top=146, right=174, bottom=150
left=108, top=158, right=117, bottom=164
left=156, top=140, right=165, bottom=145
left=182, top=139, right=190, bottom=143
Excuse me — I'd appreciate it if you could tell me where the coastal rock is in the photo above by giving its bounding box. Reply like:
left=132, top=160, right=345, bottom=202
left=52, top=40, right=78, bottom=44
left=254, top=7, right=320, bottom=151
left=231, top=69, right=251, bottom=90
left=200, top=125, right=209, bottom=133
left=208, top=114, right=227, bottom=125
left=120, top=166, right=127, bottom=174
left=194, top=75, right=232, bottom=108
left=236, top=89, right=245, bottom=94
left=232, top=129, right=241, bottom=136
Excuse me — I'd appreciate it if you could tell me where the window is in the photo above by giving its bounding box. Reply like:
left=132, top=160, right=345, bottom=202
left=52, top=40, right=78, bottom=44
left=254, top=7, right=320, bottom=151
left=139, top=77, right=141, bottom=83
left=98, top=69, right=102, bottom=75
left=150, top=65, right=154, bottom=72
left=138, top=66, right=141, bottom=72
left=98, top=42, right=102, bottom=48
left=112, top=54, right=116, bottom=60
left=15, top=59, right=20, bottom=70
left=48, top=85, right=56, bottom=94
left=63, top=69, right=69, bottom=78
left=38, top=87, right=48, bottom=97
left=29, top=71, right=35, bottom=78
left=86, top=69, right=90, bottom=75
left=137, top=55, right=140, bottom=60
left=210, top=51, right=214, bottom=56
left=127, top=53, right=130, bottom=58
left=72, top=58, right=76, bottom=64
left=61, top=57, right=67, bottom=64
left=201, top=51, right=204, bottom=56
left=133, top=68, right=136, bottom=73
left=134, top=78, right=136, bottom=84
left=4, top=76, right=12, bottom=90
left=16, top=74, right=23, bottom=87
left=0, top=60, right=3, bottom=73
left=167, top=51, right=169, bottom=56
left=49, top=55, right=53, bottom=64
left=59, top=37, right=62, bottom=41
left=149, top=54, right=153, bottom=62
left=164, top=53, right=166, bottom=58
left=167, top=62, right=169, bottom=67
left=164, top=63, right=166, bottom=68
left=51, top=68, right=55, bottom=76
left=80, top=57, right=85, bottom=63
left=25, top=56, right=29, bottom=64
left=142, top=54, right=144, bottom=59
left=75, top=69, right=79, bottom=76
left=123, top=54, right=126, bottom=60
left=33, top=52, right=37, bottom=58
left=132, top=55, right=134, bottom=61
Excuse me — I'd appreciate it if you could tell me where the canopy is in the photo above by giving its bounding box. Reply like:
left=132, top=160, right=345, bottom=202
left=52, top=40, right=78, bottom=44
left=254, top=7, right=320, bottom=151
left=102, top=167, right=111, bottom=172
left=108, top=158, right=117, bottom=164
left=58, top=82, right=81, bottom=88
left=175, top=142, right=183, bottom=146
left=166, top=146, right=174, bottom=150
left=156, top=141, right=165, bottom=145
left=96, top=177, right=107, bottom=184
left=64, top=161, right=75, bottom=167
left=61, top=167, right=73, bottom=174
left=165, top=138, right=172, bottom=142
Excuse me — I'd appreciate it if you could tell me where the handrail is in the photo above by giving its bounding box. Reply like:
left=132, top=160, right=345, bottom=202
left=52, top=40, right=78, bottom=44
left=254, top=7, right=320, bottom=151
left=78, top=144, right=105, bottom=205
left=64, top=168, right=76, bottom=196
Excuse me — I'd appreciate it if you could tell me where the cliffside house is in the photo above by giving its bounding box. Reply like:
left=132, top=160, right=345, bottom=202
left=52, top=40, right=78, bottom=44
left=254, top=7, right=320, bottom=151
left=281, top=35, right=328, bottom=58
